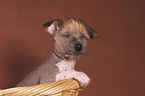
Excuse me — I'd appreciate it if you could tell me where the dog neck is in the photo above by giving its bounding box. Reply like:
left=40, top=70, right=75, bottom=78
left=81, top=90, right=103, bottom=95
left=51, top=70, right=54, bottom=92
left=52, top=50, right=76, bottom=72
left=53, top=49, right=64, bottom=60
left=53, top=49, right=78, bottom=61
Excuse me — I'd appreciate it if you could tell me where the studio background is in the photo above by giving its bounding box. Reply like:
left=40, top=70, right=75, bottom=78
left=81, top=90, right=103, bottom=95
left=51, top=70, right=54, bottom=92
left=0, top=0, right=145, bottom=96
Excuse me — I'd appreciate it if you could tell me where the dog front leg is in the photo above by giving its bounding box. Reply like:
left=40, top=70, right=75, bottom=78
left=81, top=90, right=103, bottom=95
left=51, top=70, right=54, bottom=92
left=55, top=70, right=90, bottom=88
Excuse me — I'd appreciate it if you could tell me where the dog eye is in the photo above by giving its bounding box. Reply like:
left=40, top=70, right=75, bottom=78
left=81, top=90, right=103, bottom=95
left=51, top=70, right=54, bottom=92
left=62, top=34, right=70, bottom=38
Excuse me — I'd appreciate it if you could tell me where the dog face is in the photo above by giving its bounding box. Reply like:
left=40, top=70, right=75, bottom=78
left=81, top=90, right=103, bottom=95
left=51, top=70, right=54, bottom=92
left=43, top=18, right=98, bottom=60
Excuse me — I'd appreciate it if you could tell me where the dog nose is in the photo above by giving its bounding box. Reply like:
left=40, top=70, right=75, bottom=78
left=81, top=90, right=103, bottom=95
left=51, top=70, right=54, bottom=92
left=74, top=43, right=82, bottom=51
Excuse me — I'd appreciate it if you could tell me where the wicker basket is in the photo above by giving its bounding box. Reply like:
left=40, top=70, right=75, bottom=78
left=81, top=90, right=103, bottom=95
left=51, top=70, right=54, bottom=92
left=0, top=79, right=83, bottom=96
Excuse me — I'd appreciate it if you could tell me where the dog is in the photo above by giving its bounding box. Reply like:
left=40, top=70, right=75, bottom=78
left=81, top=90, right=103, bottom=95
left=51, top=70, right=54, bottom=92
left=16, top=17, right=98, bottom=88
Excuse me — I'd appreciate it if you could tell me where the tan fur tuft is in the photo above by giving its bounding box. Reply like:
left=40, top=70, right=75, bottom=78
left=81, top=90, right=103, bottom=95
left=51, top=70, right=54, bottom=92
left=60, top=18, right=87, bottom=35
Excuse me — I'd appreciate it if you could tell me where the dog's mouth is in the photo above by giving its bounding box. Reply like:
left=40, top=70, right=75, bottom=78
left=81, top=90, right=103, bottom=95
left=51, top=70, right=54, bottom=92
left=61, top=51, right=84, bottom=60
left=54, top=48, right=85, bottom=60
left=64, top=50, right=85, bottom=57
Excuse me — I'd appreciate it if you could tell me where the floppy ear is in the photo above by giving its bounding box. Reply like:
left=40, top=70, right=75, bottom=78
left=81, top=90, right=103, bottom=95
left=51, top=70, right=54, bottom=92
left=43, top=20, right=61, bottom=36
left=86, top=25, right=98, bottom=39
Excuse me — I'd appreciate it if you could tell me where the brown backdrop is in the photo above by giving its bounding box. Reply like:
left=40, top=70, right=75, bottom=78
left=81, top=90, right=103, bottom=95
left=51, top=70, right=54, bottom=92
left=0, top=0, right=145, bottom=96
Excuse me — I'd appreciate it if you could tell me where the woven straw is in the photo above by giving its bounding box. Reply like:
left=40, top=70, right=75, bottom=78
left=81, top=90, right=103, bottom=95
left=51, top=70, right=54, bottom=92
left=0, top=79, right=83, bottom=96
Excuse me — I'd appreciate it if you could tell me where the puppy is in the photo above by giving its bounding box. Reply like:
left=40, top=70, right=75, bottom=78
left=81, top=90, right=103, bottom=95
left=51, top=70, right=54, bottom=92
left=17, top=18, right=98, bottom=88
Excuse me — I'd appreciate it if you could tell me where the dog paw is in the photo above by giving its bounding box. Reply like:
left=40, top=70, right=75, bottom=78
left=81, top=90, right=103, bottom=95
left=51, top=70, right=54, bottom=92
left=55, top=71, right=90, bottom=88
left=74, top=71, right=90, bottom=88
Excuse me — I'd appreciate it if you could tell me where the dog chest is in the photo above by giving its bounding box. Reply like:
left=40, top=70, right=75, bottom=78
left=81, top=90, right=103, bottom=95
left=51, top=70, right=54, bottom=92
left=55, top=60, right=75, bottom=72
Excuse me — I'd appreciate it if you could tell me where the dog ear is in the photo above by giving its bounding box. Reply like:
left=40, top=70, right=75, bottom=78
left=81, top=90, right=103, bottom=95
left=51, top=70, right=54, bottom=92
left=43, top=20, right=61, bottom=36
left=86, top=25, right=98, bottom=39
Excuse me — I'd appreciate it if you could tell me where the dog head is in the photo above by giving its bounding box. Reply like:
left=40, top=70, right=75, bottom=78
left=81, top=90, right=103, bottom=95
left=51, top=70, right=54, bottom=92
left=43, top=18, right=98, bottom=60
